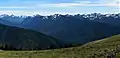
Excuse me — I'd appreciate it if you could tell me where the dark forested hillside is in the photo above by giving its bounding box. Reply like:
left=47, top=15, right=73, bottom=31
left=0, top=23, right=62, bottom=50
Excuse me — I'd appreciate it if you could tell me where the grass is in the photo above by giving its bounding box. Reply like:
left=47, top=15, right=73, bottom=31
left=0, top=34, right=120, bottom=58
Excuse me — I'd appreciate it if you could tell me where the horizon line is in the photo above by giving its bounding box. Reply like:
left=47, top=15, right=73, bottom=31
left=0, top=13, right=119, bottom=16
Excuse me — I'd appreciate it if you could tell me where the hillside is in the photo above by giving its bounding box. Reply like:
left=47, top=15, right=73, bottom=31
left=0, top=34, right=120, bottom=58
left=0, top=23, right=61, bottom=50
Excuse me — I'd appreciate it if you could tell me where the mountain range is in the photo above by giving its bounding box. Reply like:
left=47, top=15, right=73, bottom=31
left=0, top=13, right=120, bottom=50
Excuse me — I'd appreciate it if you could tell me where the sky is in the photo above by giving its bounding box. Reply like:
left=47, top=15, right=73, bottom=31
left=0, top=0, right=120, bottom=16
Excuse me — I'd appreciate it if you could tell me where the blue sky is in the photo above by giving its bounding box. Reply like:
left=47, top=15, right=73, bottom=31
left=0, top=0, right=119, bottom=15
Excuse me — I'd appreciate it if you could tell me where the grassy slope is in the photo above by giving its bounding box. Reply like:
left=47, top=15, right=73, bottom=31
left=0, top=34, right=120, bottom=58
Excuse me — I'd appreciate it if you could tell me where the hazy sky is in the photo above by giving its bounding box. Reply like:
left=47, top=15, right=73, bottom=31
left=0, top=0, right=119, bottom=15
